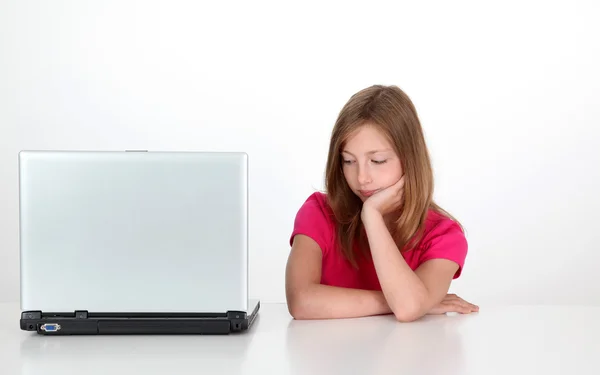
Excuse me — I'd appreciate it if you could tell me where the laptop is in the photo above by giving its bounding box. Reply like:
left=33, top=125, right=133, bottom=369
left=18, top=150, right=259, bottom=335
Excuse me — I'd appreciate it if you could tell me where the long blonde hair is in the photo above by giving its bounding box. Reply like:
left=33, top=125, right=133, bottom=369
left=325, top=84, right=460, bottom=268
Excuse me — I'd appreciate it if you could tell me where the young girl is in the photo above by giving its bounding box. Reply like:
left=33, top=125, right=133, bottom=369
left=285, top=84, right=478, bottom=321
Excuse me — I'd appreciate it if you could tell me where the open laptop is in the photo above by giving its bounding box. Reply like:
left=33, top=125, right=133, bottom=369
left=18, top=150, right=259, bottom=335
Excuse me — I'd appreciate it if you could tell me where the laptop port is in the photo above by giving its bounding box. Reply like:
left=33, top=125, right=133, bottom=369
left=40, top=323, right=61, bottom=332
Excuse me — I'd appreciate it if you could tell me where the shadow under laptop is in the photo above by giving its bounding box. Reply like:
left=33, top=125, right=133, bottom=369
left=19, top=326, right=259, bottom=375
left=284, top=313, right=468, bottom=375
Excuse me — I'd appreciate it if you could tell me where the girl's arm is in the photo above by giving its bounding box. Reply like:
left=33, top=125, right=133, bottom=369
left=361, top=207, right=459, bottom=322
left=285, top=234, right=392, bottom=319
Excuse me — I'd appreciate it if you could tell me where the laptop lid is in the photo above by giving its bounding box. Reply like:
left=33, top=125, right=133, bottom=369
left=19, top=150, right=249, bottom=314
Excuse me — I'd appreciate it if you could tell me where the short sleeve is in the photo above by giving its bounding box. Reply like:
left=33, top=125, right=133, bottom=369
left=418, top=220, right=468, bottom=279
left=289, top=193, right=334, bottom=256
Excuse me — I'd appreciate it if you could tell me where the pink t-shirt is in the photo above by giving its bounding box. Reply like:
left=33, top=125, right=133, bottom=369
left=289, top=192, right=468, bottom=291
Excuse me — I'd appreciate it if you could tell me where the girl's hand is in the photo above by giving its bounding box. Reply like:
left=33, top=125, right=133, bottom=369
left=361, top=176, right=405, bottom=217
left=427, top=294, right=479, bottom=315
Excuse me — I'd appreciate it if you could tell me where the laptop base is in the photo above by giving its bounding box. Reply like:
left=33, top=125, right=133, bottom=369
left=20, top=301, right=260, bottom=335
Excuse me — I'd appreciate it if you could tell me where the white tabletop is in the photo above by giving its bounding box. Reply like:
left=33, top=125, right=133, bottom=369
left=1, top=302, right=599, bottom=375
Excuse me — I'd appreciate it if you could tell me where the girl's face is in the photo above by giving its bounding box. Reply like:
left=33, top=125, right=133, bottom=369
left=341, top=124, right=403, bottom=202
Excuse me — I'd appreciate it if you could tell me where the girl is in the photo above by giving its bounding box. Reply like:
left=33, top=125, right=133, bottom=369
left=285, top=84, right=478, bottom=321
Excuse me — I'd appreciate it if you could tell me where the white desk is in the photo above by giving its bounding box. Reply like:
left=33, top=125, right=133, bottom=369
left=1, top=302, right=599, bottom=375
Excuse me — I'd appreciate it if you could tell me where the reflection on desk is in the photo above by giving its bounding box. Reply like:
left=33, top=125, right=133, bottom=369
left=2, top=302, right=600, bottom=375
left=284, top=311, right=465, bottom=375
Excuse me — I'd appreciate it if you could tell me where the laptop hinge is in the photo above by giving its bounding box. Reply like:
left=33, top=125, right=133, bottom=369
left=21, top=311, right=42, bottom=320
left=227, top=311, right=247, bottom=332
left=227, top=311, right=247, bottom=320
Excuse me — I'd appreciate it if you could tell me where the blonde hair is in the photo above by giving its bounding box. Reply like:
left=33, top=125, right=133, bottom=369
left=325, top=84, right=460, bottom=268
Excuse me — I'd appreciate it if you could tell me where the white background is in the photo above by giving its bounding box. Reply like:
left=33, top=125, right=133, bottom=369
left=1, top=0, right=599, bottom=306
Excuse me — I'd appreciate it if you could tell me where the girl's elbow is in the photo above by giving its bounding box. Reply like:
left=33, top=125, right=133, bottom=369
left=288, top=303, right=308, bottom=320
left=286, top=291, right=311, bottom=320
left=393, top=310, right=421, bottom=322
left=391, top=302, right=425, bottom=322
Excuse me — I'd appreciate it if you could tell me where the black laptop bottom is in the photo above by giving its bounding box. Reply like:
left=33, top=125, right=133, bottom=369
left=20, top=301, right=260, bottom=335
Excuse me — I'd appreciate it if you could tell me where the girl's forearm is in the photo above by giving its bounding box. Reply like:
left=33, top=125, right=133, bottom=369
left=361, top=208, right=431, bottom=321
left=288, top=283, right=392, bottom=319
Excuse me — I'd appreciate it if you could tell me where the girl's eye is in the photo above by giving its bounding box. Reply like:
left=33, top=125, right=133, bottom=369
left=372, top=159, right=387, bottom=165
left=342, top=159, right=354, bottom=164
